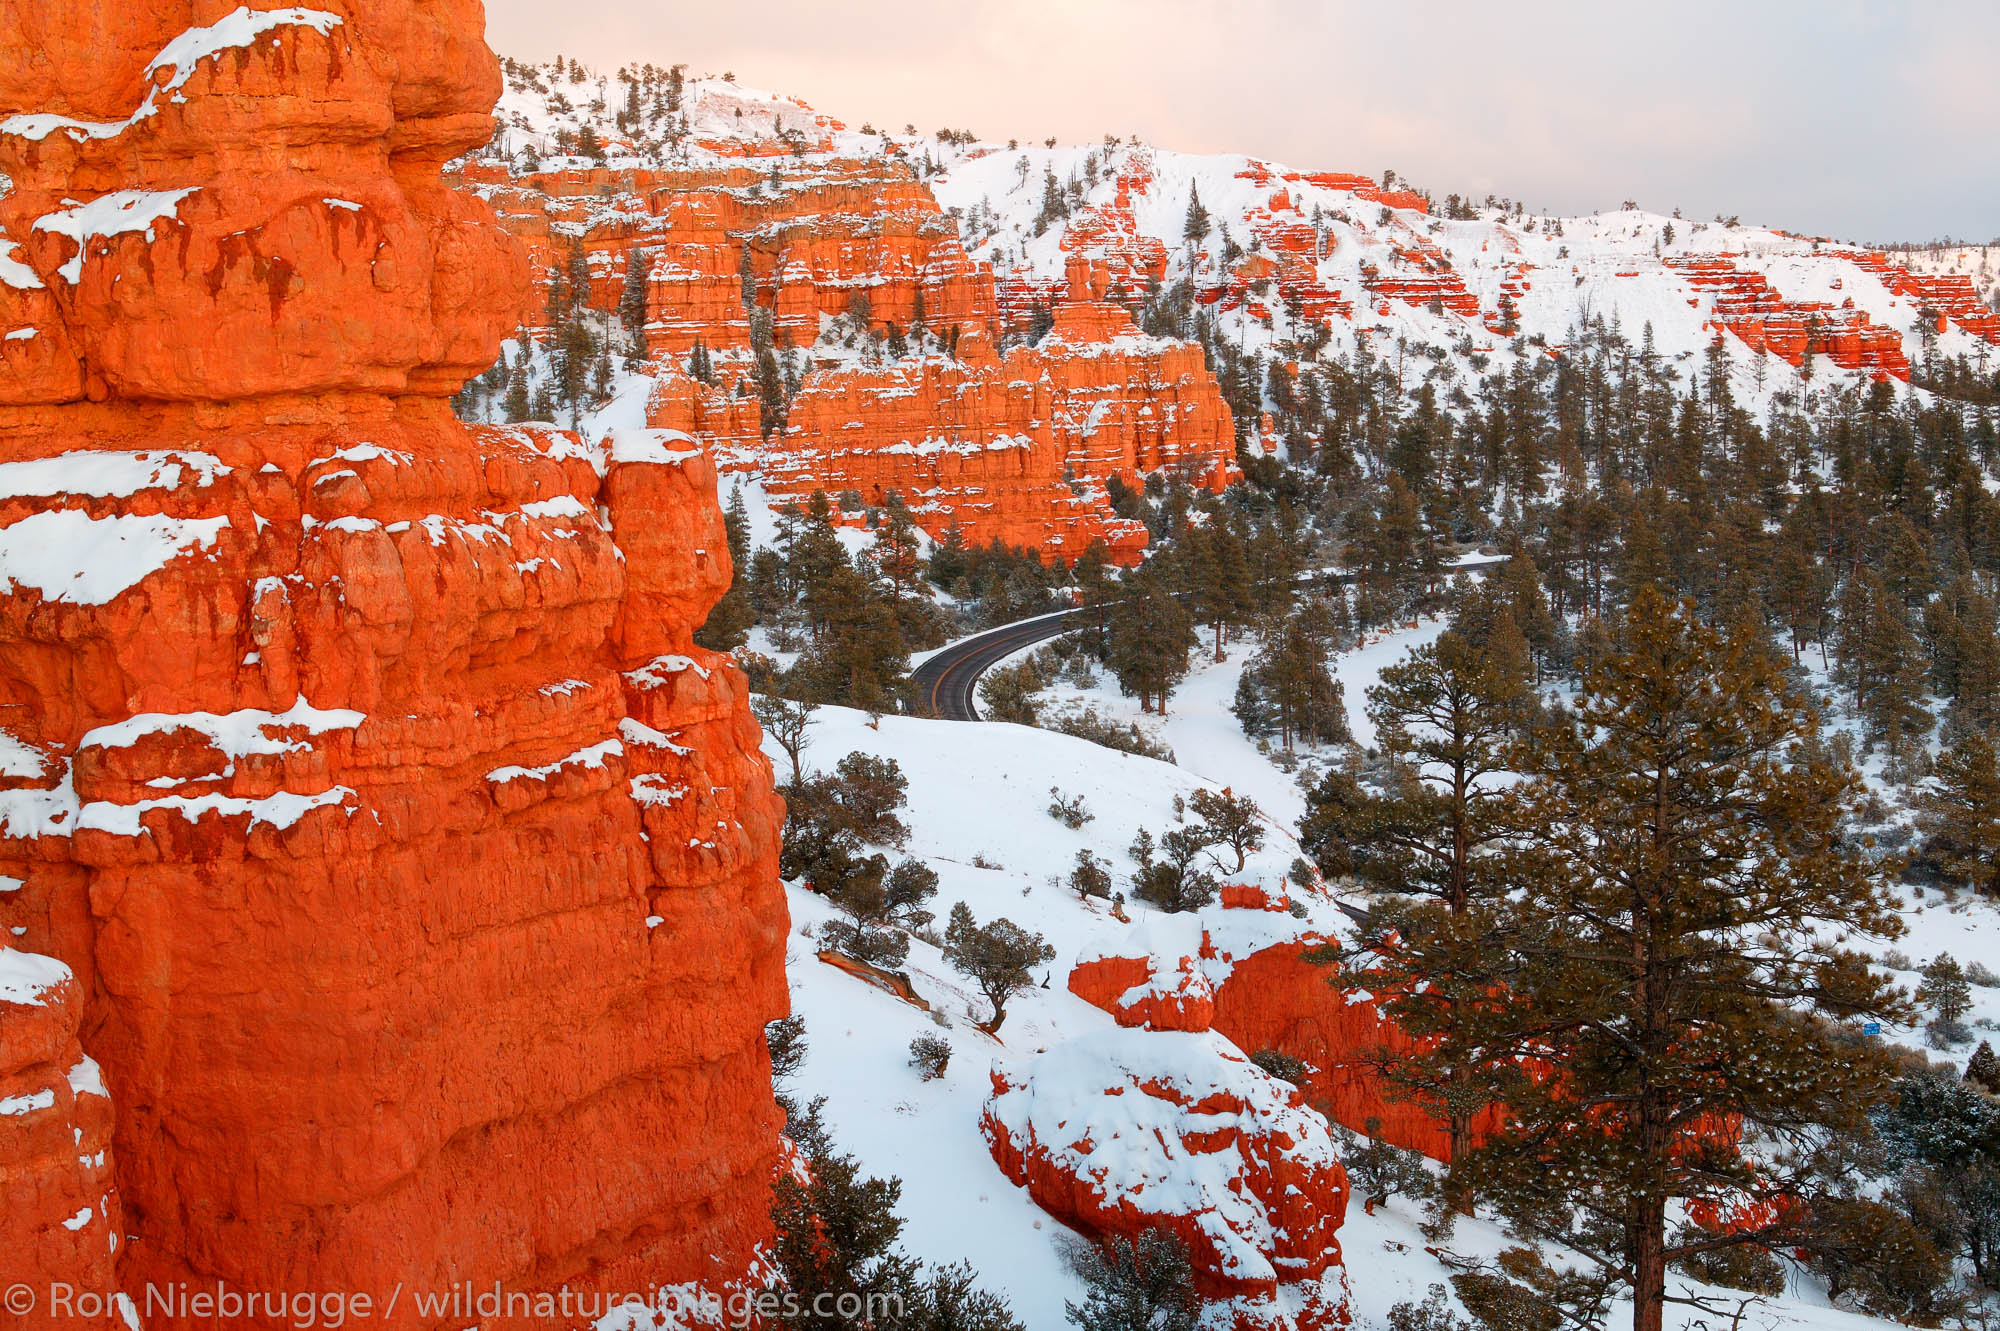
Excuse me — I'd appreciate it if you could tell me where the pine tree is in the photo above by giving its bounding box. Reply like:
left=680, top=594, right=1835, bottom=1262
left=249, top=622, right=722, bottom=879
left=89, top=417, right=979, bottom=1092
left=1108, top=571, right=1194, bottom=713
left=1035, top=168, right=1068, bottom=234
left=798, top=563, right=909, bottom=711
left=1064, top=1230, right=1200, bottom=1331
left=942, top=903, right=1054, bottom=1033
left=1765, top=516, right=1830, bottom=663
left=869, top=493, right=925, bottom=605
left=1182, top=184, right=1210, bottom=247
left=696, top=488, right=756, bottom=651
left=620, top=72, right=640, bottom=129
left=619, top=245, right=652, bottom=365
left=1837, top=570, right=1931, bottom=757
left=770, top=1116, right=907, bottom=1331
left=927, top=524, right=969, bottom=592
left=1240, top=609, right=1348, bottom=753
left=1915, top=732, right=2000, bottom=896
left=551, top=314, right=596, bottom=427
left=1073, top=539, right=1116, bottom=656
left=1917, top=954, right=1973, bottom=1025
left=772, top=1099, right=1023, bottom=1331
left=1304, top=628, right=1527, bottom=1173
left=501, top=354, right=531, bottom=422
left=1439, top=591, right=1908, bottom=1331
left=1967, top=1040, right=2000, bottom=1095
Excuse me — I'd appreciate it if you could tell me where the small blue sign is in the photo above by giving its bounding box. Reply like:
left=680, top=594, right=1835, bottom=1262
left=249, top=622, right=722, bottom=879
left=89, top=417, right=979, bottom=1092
left=1862, top=1023, right=1881, bottom=1036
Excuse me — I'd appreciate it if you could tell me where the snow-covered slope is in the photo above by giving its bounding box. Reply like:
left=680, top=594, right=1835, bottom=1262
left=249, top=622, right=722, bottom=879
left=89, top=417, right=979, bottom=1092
left=772, top=698, right=1955, bottom=1331
left=468, top=55, right=1999, bottom=445
left=928, top=140, right=1995, bottom=414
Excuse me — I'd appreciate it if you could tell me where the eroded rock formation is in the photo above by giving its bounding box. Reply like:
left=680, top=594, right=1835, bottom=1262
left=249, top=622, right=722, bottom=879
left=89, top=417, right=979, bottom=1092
left=647, top=264, right=1235, bottom=563
left=983, top=1028, right=1350, bottom=1331
left=460, top=145, right=1239, bottom=563
left=1666, top=255, right=1910, bottom=379
left=0, top=2, right=786, bottom=1322
left=0, top=948, right=123, bottom=1327
left=1066, top=891, right=1479, bottom=1161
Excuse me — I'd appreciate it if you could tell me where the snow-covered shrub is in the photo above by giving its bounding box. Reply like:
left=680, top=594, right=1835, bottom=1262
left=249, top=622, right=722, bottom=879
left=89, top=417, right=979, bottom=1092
left=1047, top=787, right=1093, bottom=829
left=908, top=1033, right=951, bottom=1081
left=1381, top=1285, right=1470, bottom=1331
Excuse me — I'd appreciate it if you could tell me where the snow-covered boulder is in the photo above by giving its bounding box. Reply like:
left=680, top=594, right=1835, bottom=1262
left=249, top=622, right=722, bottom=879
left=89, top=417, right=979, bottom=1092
left=982, top=1028, right=1350, bottom=1331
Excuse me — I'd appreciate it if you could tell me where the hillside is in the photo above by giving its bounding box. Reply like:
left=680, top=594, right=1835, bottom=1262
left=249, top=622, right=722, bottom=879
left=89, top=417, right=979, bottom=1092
left=452, top=57, right=2000, bottom=540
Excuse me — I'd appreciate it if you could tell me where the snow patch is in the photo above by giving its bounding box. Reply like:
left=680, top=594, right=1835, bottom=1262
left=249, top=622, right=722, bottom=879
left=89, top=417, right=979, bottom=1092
left=78, top=698, right=364, bottom=764
left=1, top=7, right=342, bottom=144
left=0, top=946, right=73, bottom=1006
left=0, top=449, right=229, bottom=501
left=32, top=188, right=200, bottom=283
left=487, top=738, right=623, bottom=785
left=76, top=785, right=354, bottom=837
left=0, top=238, right=43, bottom=290
left=0, top=510, right=228, bottom=604
left=66, top=1055, right=108, bottom=1100
left=608, top=427, right=702, bottom=467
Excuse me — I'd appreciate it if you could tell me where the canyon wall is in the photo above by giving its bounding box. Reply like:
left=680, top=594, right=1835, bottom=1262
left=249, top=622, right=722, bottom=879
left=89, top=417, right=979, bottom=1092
left=0, top=1, right=786, bottom=1323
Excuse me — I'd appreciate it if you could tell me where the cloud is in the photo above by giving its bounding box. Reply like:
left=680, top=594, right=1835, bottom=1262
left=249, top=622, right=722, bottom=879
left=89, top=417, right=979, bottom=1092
left=483, top=0, right=2000, bottom=241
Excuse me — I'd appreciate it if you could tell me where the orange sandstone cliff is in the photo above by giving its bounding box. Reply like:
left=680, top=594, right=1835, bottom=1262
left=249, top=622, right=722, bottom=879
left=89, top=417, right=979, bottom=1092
left=0, top=1, right=787, bottom=1323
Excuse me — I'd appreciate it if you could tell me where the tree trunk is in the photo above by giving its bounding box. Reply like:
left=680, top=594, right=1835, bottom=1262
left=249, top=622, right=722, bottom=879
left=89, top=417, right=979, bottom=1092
left=1631, top=1194, right=1668, bottom=1331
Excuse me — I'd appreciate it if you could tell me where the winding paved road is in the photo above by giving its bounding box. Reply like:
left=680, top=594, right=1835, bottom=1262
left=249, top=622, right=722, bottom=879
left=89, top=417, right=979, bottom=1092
left=911, top=607, right=1099, bottom=720
left=909, top=555, right=1508, bottom=722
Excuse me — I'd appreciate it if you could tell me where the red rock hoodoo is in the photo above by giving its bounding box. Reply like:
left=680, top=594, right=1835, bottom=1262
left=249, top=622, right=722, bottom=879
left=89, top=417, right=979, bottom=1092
left=462, top=149, right=1240, bottom=564
left=0, top=949, right=123, bottom=1327
left=645, top=261, right=1235, bottom=564
left=1666, top=255, right=1911, bottom=379
left=983, top=1028, right=1350, bottom=1331
left=0, top=2, right=787, bottom=1324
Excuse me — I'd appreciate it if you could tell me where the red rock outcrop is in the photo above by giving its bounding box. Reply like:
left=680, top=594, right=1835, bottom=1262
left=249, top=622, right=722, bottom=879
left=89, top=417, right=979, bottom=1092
left=646, top=260, right=1236, bottom=564
left=0, top=2, right=786, bottom=1323
left=1666, top=255, right=1910, bottom=379
left=465, top=157, right=996, bottom=353
left=1066, top=896, right=1484, bottom=1162
left=0, top=948, right=124, bottom=1327
left=1361, top=235, right=1481, bottom=320
left=462, top=149, right=1237, bottom=563
left=1835, top=249, right=2000, bottom=345
left=995, top=156, right=1168, bottom=326
left=983, top=1028, right=1350, bottom=1331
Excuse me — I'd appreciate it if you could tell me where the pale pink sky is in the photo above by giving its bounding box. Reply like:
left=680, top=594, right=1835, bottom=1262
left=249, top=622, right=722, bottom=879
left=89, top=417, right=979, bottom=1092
left=483, top=0, right=1999, bottom=243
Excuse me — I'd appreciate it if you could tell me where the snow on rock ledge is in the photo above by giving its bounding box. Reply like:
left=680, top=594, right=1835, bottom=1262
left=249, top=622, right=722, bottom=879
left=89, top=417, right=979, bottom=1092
left=982, top=1027, right=1350, bottom=1331
left=1067, top=886, right=1319, bottom=1032
left=1065, top=885, right=1474, bottom=1161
